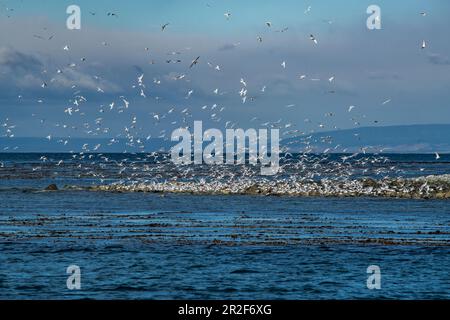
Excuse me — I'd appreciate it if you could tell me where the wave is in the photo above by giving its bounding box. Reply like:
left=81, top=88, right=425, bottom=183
left=69, top=174, right=450, bottom=199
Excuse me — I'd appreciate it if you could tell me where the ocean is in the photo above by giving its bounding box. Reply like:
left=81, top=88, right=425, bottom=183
left=0, top=153, right=449, bottom=299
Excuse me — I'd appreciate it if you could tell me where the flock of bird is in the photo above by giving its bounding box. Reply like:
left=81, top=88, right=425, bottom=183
left=0, top=3, right=440, bottom=193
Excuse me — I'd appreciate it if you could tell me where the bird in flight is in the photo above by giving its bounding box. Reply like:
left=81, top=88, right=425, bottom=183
left=190, top=56, right=200, bottom=68
left=161, top=23, right=170, bottom=31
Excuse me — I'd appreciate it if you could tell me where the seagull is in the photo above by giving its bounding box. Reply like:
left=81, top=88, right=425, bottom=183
left=348, top=105, right=355, bottom=112
left=421, top=40, right=426, bottom=49
left=138, top=74, right=144, bottom=85
left=382, top=99, right=391, bottom=105
left=281, top=61, right=286, bottom=69
left=189, top=56, right=200, bottom=68
left=266, top=21, right=272, bottom=27
left=121, top=98, right=130, bottom=108
left=161, top=23, right=170, bottom=31
left=224, top=12, right=231, bottom=20
left=435, top=152, right=441, bottom=160
left=309, top=34, right=318, bottom=44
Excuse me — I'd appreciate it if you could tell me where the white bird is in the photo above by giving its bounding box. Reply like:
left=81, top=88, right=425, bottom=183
left=122, top=98, right=130, bottom=108
left=348, top=105, right=355, bottom=112
left=310, top=34, right=318, bottom=44
left=421, top=40, right=426, bottom=49
left=138, top=74, right=144, bottom=85
left=435, top=152, right=441, bottom=160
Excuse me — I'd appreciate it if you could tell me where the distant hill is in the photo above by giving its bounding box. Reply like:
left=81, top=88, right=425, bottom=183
left=0, top=137, right=171, bottom=153
left=1, top=124, right=450, bottom=153
left=283, top=124, right=450, bottom=153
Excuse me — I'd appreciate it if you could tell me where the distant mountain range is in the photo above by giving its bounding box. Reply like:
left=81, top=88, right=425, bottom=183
left=285, top=124, right=450, bottom=153
left=1, top=124, right=449, bottom=153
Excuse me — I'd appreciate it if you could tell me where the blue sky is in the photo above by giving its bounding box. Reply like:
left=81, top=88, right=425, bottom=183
left=0, top=0, right=450, bottom=140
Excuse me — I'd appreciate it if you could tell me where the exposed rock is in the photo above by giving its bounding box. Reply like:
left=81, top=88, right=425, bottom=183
left=45, top=184, right=58, bottom=191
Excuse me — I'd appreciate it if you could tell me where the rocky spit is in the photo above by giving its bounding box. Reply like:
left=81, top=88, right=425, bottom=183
left=76, top=174, right=450, bottom=199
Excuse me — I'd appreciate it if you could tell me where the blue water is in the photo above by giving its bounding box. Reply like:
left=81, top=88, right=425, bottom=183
left=0, top=153, right=449, bottom=299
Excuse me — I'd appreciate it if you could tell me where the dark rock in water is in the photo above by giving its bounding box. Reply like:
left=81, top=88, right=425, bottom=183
left=45, top=184, right=58, bottom=191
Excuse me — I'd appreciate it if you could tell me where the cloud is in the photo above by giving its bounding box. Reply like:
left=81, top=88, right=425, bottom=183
left=0, top=47, right=121, bottom=95
left=367, top=71, right=401, bottom=80
left=0, top=47, right=42, bottom=73
left=218, top=43, right=239, bottom=51
left=427, top=53, right=450, bottom=65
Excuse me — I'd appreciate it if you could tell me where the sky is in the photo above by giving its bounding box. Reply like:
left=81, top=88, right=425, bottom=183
left=0, top=0, right=450, bottom=142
